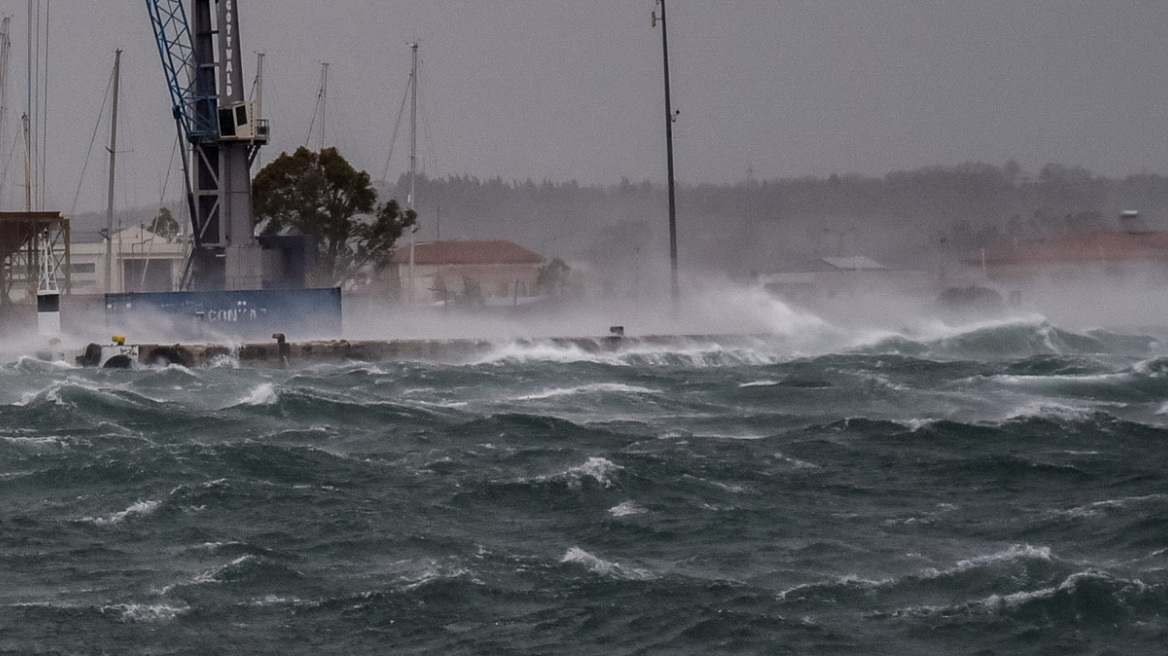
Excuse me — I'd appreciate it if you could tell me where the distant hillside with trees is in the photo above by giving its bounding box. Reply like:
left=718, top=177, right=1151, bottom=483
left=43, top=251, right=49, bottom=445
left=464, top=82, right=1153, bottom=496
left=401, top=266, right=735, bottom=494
left=69, top=161, right=1168, bottom=280
left=383, top=162, right=1168, bottom=277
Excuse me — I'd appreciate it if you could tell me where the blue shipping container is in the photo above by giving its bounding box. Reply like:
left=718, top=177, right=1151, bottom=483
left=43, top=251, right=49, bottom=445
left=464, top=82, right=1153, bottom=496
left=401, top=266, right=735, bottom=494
left=105, top=288, right=342, bottom=341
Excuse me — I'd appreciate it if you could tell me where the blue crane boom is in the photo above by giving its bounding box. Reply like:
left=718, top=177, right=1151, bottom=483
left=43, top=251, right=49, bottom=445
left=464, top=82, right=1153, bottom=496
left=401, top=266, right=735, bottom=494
left=144, top=0, right=266, bottom=291
left=144, top=0, right=217, bottom=141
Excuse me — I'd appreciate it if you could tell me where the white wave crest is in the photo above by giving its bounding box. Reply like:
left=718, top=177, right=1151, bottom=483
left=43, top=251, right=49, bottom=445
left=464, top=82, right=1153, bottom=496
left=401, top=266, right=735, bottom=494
left=548, top=456, right=622, bottom=489
left=1054, top=493, right=1168, bottom=518
left=561, top=546, right=654, bottom=580
left=475, top=341, right=625, bottom=366
left=980, top=570, right=1139, bottom=611
left=777, top=574, right=893, bottom=600
left=82, top=499, right=162, bottom=526
left=398, top=560, right=475, bottom=591
left=14, top=381, right=69, bottom=407
left=951, top=544, right=1052, bottom=573
left=104, top=602, right=188, bottom=622
left=239, top=383, right=278, bottom=406
left=608, top=500, right=646, bottom=517
left=514, top=382, right=659, bottom=401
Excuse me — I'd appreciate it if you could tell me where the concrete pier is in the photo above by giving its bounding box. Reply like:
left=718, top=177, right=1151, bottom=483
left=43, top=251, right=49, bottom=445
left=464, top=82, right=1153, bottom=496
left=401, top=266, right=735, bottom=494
left=122, top=334, right=647, bottom=368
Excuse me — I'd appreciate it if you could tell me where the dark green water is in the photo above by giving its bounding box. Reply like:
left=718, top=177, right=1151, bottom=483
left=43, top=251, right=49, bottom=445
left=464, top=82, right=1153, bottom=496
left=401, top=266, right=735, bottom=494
left=2, top=320, right=1167, bottom=654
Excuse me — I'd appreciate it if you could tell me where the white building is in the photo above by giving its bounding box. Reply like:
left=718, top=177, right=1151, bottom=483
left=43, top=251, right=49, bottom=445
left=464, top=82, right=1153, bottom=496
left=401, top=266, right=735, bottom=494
left=388, top=240, right=546, bottom=307
left=70, top=225, right=190, bottom=294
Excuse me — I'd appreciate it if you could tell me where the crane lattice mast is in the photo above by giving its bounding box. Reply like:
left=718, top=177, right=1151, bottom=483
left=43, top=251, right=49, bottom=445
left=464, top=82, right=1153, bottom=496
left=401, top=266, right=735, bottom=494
left=145, top=0, right=269, bottom=290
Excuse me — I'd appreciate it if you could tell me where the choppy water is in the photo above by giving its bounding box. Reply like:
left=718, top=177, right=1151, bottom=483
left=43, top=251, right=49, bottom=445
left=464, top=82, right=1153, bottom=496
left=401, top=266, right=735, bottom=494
left=2, top=317, right=1168, bottom=654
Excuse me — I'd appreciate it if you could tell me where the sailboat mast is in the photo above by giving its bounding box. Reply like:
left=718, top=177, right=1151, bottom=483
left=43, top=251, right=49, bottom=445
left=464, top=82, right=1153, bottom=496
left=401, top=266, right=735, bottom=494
left=104, top=49, right=121, bottom=294
left=319, top=62, right=328, bottom=150
left=409, top=42, right=417, bottom=211
left=254, top=52, right=264, bottom=124
left=0, top=16, right=10, bottom=209
left=21, top=111, right=28, bottom=211
left=407, top=42, right=418, bottom=304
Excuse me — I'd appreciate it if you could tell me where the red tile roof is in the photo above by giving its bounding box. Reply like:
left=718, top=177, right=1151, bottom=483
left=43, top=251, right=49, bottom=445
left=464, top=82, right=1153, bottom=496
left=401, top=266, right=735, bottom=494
left=390, top=240, right=545, bottom=265
left=976, top=230, right=1168, bottom=265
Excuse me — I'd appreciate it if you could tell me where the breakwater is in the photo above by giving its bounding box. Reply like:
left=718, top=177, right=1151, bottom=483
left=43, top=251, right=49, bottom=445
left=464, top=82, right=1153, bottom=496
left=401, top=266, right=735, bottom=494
left=97, top=333, right=731, bottom=367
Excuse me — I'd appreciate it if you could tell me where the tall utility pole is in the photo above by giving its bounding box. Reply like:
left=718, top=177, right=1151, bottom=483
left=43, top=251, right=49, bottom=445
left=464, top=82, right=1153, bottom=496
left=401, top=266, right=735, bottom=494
left=653, top=0, right=679, bottom=306
left=104, top=49, right=121, bottom=294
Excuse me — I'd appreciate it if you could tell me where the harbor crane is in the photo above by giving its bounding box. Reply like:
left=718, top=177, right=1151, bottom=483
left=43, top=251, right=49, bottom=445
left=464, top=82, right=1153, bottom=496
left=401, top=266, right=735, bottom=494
left=145, top=0, right=269, bottom=290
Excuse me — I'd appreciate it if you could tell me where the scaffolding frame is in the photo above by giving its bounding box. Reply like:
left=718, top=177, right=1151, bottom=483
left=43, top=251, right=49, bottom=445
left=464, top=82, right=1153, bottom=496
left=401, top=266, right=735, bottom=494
left=0, top=211, right=70, bottom=306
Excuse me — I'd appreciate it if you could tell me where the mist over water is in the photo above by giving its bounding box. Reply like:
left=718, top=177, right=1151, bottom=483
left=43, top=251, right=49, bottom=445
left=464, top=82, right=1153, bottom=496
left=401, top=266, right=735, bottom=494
left=3, top=276, right=1168, bottom=654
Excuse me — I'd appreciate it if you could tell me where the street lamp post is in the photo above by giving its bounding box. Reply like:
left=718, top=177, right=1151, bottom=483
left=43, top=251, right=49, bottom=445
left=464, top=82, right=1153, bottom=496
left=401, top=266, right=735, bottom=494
left=653, top=0, right=679, bottom=308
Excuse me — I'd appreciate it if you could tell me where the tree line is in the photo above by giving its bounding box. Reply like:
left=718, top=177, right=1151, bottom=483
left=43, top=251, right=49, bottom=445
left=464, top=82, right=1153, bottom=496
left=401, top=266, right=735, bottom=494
left=74, top=155, right=1168, bottom=284
left=383, top=161, right=1168, bottom=274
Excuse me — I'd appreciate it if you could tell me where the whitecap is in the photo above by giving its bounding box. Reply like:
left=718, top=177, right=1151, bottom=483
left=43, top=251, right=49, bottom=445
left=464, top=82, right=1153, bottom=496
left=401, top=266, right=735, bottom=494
left=777, top=574, right=893, bottom=601
left=608, top=500, right=646, bottom=517
left=81, top=499, right=162, bottom=526
left=239, top=383, right=278, bottom=406
left=561, top=546, right=653, bottom=580
left=980, top=570, right=1135, bottom=612
left=946, top=544, right=1052, bottom=574
left=554, top=456, right=622, bottom=489
left=398, top=560, right=474, bottom=591
left=1003, top=400, right=1093, bottom=422
left=105, top=602, right=188, bottom=622
left=475, top=341, right=625, bottom=366
left=513, top=382, right=659, bottom=401
left=1054, top=493, right=1168, bottom=518
left=14, top=381, right=69, bottom=407
left=246, top=594, right=308, bottom=607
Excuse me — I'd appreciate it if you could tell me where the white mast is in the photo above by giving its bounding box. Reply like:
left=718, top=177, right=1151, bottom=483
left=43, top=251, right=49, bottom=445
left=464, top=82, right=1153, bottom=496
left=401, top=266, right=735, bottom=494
left=253, top=51, right=264, bottom=123
left=21, top=111, right=28, bottom=211
left=409, top=43, right=417, bottom=212
left=104, top=49, right=121, bottom=294
left=319, top=62, right=328, bottom=150
left=407, top=42, right=417, bottom=304
left=0, top=16, right=11, bottom=209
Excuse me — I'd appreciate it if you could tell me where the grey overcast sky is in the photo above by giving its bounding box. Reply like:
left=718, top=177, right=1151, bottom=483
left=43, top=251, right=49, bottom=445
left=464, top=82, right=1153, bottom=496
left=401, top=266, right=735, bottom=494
left=2, top=1, right=1168, bottom=214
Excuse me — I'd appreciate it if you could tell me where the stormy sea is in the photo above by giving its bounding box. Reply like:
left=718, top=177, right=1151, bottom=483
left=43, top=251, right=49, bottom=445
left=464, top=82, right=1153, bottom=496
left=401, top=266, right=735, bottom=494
left=2, top=309, right=1168, bottom=654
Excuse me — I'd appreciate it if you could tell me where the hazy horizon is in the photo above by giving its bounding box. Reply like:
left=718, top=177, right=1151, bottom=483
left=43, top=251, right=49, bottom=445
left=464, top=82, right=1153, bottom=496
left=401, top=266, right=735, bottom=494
left=0, top=1, right=1165, bottom=216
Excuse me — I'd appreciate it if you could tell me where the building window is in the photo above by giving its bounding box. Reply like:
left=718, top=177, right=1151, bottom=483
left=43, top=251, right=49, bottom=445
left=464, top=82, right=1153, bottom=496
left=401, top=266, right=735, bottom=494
left=71, top=262, right=96, bottom=274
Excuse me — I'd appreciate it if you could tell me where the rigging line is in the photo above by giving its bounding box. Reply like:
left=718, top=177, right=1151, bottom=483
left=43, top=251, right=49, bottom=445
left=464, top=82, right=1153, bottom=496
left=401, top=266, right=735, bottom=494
left=304, top=85, right=321, bottom=149
left=416, top=58, right=439, bottom=176
left=159, top=130, right=179, bottom=207
left=380, top=71, right=411, bottom=183
left=68, top=60, right=113, bottom=216
left=114, top=64, right=142, bottom=212
left=2, top=134, right=18, bottom=209
left=304, top=64, right=326, bottom=149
